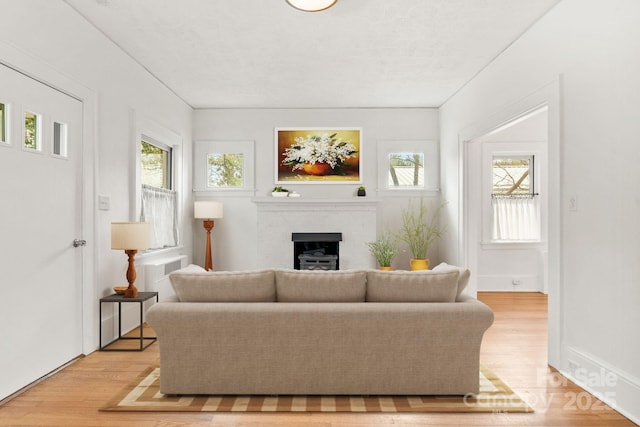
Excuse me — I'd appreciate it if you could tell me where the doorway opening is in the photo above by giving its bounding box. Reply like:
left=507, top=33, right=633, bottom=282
left=467, top=106, right=549, bottom=293
left=459, top=80, right=561, bottom=369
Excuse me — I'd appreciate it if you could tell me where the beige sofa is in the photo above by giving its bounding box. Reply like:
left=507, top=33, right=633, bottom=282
left=147, top=264, right=494, bottom=396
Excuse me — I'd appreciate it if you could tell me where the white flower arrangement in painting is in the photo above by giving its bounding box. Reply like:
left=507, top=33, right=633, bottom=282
left=281, top=132, right=358, bottom=172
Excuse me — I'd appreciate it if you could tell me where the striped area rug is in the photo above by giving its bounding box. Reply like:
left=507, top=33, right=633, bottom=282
left=101, top=364, right=532, bottom=413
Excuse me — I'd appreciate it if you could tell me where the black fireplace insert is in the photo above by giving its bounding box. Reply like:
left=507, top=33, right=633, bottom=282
left=291, top=232, right=342, bottom=270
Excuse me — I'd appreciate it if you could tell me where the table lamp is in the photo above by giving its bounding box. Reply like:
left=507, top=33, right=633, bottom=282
left=111, top=222, right=151, bottom=298
left=194, top=201, right=223, bottom=271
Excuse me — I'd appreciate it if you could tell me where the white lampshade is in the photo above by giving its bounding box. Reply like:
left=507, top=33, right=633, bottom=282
left=286, top=0, right=337, bottom=12
left=111, top=222, right=151, bottom=250
left=194, top=201, right=224, bottom=220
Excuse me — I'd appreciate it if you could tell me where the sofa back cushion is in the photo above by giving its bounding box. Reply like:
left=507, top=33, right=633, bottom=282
left=275, top=269, right=367, bottom=302
left=176, top=263, right=207, bottom=273
left=366, top=270, right=459, bottom=302
left=431, top=262, right=471, bottom=299
left=170, top=269, right=276, bottom=302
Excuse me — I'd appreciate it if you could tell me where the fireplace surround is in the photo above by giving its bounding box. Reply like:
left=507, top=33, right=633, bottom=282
left=253, top=198, right=378, bottom=270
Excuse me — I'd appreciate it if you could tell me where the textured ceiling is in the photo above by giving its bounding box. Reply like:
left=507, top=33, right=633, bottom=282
left=64, top=0, right=561, bottom=109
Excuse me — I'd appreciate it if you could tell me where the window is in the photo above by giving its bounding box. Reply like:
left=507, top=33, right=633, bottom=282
left=139, top=138, right=177, bottom=249
left=207, top=153, right=244, bottom=188
left=492, top=156, right=533, bottom=196
left=491, top=155, right=540, bottom=241
left=141, top=140, right=172, bottom=189
left=388, top=153, right=424, bottom=188
left=377, top=140, right=439, bottom=193
left=0, top=102, right=6, bottom=144
left=193, top=140, right=254, bottom=194
left=53, top=121, right=68, bottom=157
left=24, top=111, right=41, bottom=151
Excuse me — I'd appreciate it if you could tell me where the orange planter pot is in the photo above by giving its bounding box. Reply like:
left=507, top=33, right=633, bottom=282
left=410, top=258, right=429, bottom=271
left=302, top=162, right=332, bottom=176
left=379, top=266, right=392, bottom=271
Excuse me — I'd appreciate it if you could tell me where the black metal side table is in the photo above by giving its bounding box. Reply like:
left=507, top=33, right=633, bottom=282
left=99, top=291, right=158, bottom=351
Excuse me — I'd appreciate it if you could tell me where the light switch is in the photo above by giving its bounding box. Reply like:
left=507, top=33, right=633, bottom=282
left=568, top=196, right=577, bottom=212
left=98, top=195, right=110, bottom=211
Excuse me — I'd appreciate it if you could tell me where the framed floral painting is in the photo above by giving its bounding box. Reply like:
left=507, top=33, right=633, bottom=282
left=275, top=128, right=362, bottom=184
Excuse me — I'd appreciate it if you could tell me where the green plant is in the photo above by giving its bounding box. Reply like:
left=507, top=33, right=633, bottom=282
left=272, top=186, right=289, bottom=192
left=358, top=186, right=365, bottom=191
left=366, top=231, right=398, bottom=267
left=397, top=197, right=446, bottom=259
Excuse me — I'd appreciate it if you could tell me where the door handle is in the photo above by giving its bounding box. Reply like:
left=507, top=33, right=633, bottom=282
left=73, top=239, right=87, bottom=248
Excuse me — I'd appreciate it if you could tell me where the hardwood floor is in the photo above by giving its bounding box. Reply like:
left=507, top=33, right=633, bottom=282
left=0, top=292, right=636, bottom=426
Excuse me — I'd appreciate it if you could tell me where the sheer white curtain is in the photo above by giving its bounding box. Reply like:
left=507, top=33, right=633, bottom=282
left=140, top=184, right=178, bottom=249
left=492, top=197, right=540, bottom=241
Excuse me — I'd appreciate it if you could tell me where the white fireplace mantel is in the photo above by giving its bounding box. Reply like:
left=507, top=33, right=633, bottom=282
left=252, top=197, right=380, bottom=211
left=252, top=197, right=379, bottom=270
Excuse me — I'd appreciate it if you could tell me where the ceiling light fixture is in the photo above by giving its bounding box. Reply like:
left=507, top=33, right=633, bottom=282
left=286, top=0, right=337, bottom=12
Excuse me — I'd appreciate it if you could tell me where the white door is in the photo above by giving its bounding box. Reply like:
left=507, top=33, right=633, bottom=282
left=0, top=63, right=83, bottom=400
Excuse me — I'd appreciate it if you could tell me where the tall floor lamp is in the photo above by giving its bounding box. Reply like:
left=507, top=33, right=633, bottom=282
left=111, top=222, right=151, bottom=298
left=194, top=201, right=223, bottom=271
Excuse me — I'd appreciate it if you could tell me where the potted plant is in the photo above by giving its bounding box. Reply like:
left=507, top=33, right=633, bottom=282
left=357, top=186, right=366, bottom=197
left=397, top=197, right=446, bottom=270
left=366, top=231, right=397, bottom=270
left=271, top=186, right=289, bottom=197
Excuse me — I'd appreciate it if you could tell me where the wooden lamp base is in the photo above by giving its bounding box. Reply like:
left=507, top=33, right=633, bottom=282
left=203, top=220, right=214, bottom=271
left=124, top=249, right=139, bottom=298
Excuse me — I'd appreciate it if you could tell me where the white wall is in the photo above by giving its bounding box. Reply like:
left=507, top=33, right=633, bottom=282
left=0, top=0, right=193, bottom=350
left=193, top=108, right=440, bottom=271
left=440, top=0, right=640, bottom=422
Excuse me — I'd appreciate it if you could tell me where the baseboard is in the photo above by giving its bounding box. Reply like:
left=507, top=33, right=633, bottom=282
left=477, top=274, right=542, bottom=292
left=561, top=346, right=640, bottom=425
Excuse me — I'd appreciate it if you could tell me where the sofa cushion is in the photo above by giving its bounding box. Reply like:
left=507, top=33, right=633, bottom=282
left=170, top=270, right=276, bottom=302
left=275, top=269, right=367, bottom=302
left=432, top=262, right=471, bottom=299
left=366, top=270, right=459, bottom=302
left=177, top=263, right=207, bottom=273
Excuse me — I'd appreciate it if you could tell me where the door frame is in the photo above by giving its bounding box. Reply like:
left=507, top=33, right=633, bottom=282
left=0, top=41, right=98, bottom=353
left=458, top=79, right=562, bottom=369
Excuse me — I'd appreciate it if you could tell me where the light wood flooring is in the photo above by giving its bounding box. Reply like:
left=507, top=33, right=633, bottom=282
left=0, top=292, right=636, bottom=426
